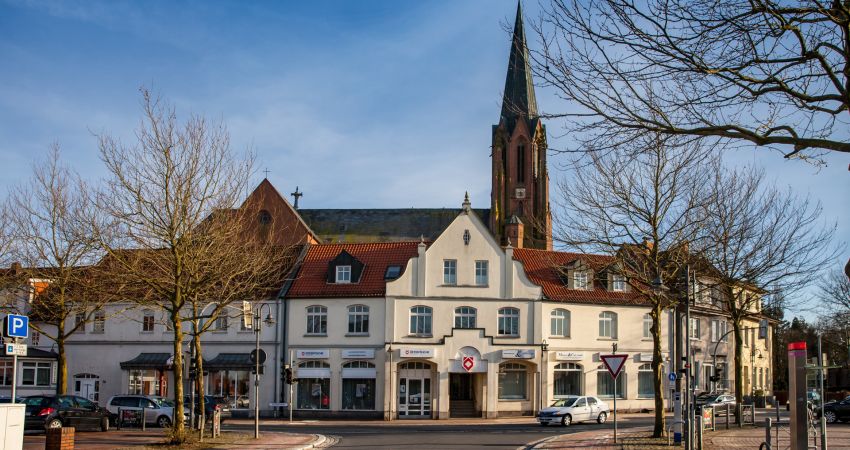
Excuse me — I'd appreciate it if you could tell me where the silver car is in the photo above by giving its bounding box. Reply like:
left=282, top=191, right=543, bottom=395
left=106, top=395, right=180, bottom=428
left=537, top=395, right=610, bottom=426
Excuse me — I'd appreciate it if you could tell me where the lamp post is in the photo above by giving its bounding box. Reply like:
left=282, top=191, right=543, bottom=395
left=540, top=339, right=549, bottom=413
left=253, top=303, right=275, bottom=439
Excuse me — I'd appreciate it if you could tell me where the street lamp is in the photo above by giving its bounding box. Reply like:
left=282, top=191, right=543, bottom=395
left=253, top=303, right=275, bottom=439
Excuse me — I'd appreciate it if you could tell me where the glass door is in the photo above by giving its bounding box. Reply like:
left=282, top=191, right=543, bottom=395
left=398, top=377, right=431, bottom=417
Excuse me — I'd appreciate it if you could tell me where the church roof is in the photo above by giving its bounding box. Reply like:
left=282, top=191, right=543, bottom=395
left=500, top=2, right=538, bottom=130
left=297, top=208, right=491, bottom=243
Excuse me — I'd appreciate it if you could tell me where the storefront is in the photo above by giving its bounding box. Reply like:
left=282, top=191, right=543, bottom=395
left=119, top=352, right=170, bottom=397
left=205, top=353, right=253, bottom=413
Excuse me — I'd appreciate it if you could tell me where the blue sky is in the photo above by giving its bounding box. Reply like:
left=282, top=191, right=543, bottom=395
left=1, top=0, right=847, bottom=309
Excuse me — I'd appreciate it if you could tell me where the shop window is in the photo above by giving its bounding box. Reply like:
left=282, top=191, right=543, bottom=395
left=643, top=314, right=653, bottom=339
left=207, top=370, right=250, bottom=409
left=454, top=306, right=477, bottom=329
left=128, top=369, right=161, bottom=395
left=596, top=365, right=625, bottom=399
left=348, top=305, right=369, bottom=334
left=498, top=363, right=527, bottom=399
left=306, top=305, right=327, bottom=335
left=409, top=306, right=432, bottom=336
left=296, top=361, right=330, bottom=410
left=550, top=309, right=570, bottom=337
left=553, top=363, right=582, bottom=397
left=0, top=360, right=13, bottom=386
left=22, top=362, right=51, bottom=386
left=598, top=311, right=618, bottom=339
left=475, top=260, right=489, bottom=286
left=638, top=364, right=654, bottom=398
left=342, top=361, right=376, bottom=410
left=498, top=307, right=520, bottom=336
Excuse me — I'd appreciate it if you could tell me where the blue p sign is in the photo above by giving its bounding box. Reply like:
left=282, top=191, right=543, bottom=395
left=3, top=314, right=29, bottom=339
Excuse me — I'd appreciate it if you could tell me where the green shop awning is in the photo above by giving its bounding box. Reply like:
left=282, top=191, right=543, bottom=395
left=120, top=353, right=172, bottom=370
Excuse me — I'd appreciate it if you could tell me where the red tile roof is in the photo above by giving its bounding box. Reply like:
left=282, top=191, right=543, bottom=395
left=286, top=241, right=421, bottom=298
left=512, top=248, right=650, bottom=306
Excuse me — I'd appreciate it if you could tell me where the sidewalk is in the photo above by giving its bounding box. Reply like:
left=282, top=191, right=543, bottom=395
left=23, top=429, right=327, bottom=450
left=526, top=424, right=850, bottom=449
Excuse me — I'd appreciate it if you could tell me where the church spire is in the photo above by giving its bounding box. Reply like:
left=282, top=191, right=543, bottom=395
left=500, top=1, right=538, bottom=124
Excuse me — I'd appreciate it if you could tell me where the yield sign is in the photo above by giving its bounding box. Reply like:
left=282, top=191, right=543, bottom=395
left=462, top=356, right=475, bottom=372
left=600, top=354, right=628, bottom=378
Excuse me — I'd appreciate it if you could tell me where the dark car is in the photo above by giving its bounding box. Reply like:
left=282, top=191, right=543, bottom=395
left=23, top=395, right=110, bottom=432
left=823, top=395, right=850, bottom=424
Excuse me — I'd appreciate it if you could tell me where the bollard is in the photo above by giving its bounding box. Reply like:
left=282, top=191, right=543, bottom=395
left=696, top=415, right=703, bottom=450
left=726, top=403, right=730, bottom=429
left=765, top=417, right=772, bottom=450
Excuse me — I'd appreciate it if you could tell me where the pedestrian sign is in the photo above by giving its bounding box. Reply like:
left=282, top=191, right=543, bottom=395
left=600, top=354, right=627, bottom=378
left=668, top=372, right=677, bottom=381
left=3, top=314, right=29, bottom=339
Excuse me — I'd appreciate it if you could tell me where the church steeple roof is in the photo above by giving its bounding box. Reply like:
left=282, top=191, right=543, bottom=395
left=500, top=1, right=538, bottom=124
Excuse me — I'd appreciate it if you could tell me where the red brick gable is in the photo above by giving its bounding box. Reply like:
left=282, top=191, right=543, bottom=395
left=287, top=242, right=421, bottom=298
left=512, top=248, right=650, bottom=306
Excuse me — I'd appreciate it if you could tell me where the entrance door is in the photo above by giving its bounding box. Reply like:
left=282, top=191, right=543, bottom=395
left=74, top=376, right=100, bottom=402
left=450, top=374, right=472, bottom=401
left=398, top=377, right=431, bottom=417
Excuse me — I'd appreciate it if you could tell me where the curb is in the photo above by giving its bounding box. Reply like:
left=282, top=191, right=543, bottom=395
left=293, top=433, right=336, bottom=449
left=517, top=434, right=559, bottom=450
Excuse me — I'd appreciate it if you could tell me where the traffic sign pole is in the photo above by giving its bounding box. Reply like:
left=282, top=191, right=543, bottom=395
left=613, top=371, right=618, bottom=443
left=11, top=338, right=17, bottom=403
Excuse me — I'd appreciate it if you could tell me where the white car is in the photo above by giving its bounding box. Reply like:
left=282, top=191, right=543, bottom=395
left=537, top=395, right=610, bottom=426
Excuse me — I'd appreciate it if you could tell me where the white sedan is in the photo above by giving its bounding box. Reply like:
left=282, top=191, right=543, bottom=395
left=536, top=396, right=610, bottom=426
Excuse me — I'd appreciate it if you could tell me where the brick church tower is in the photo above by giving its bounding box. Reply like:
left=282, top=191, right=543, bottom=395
left=490, top=2, right=552, bottom=250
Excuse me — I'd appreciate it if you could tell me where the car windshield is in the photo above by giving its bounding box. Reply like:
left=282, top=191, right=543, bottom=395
left=151, top=397, right=171, bottom=407
left=551, top=397, right=578, bottom=407
left=23, top=397, right=52, bottom=406
left=696, top=393, right=714, bottom=400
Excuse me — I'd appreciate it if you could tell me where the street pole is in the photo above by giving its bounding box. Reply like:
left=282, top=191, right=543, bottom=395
left=289, top=349, right=294, bottom=422
left=818, top=334, right=827, bottom=450
left=685, top=265, right=692, bottom=450
left=11, top=338, right=18, bottom=402
left=612, top=342, right=618, bottom=444
left=254, top=310, right=261, bottom=439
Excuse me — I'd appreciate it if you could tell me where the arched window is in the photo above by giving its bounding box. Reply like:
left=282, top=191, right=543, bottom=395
left=553, top=363, right=582, bottom=397
left=516, top=144, right=526, bottom=183
left=498, top=363, right=527, bottom=399
left=597, top=364, right=625, bottom=399
left=409, top=306, right=432, bottom=336
left=297, top=360, right=330, bottom=369
left=454, top=306, right=477, bottom=329
left=347, top=305, right=369, bottom=334
left=342, top=361, right=375, bottom=369
left=550, top=309, right=570, bottom=337
left=399, top=361, right=431, bottom=370
left=306, top=305, right=327, bottom=335
left=258, top=210, right=272, bottom=225
left=498, top=307, right=520, bottom=336
left=643, top=314, right=653, bottom=339
left=638, top=364, right=654, bottom=398
left=598, top=311, right=618, bottom=339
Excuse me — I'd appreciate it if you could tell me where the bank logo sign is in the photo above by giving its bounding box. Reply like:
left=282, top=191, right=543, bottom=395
left=502, top=349, right=535, bottom=359
left=400, top=348, right=434, bottom=358
left=462, top=356, right=475, bottom=372
left=296, top=349, right=329, bottom=359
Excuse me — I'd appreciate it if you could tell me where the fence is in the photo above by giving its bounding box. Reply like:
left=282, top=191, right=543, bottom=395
left=116, top=407, right=146, bottom=431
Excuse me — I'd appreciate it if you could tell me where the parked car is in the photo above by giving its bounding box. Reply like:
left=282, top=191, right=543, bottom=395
left=537, top=396, right=609, bottom=426
left=184, top=395, right=232, bottom=423
left=106, top=394, right=183, bottom=428
left=0, top=397, right=25, bottom=403
left=23, top=395, right=110, bottom=432
left=695, top=393, right=736, bottom=409
left=823, top=395, right=850, bottom=424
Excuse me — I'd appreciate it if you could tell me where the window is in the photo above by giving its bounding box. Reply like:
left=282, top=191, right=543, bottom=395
left=516, top=144, right=526, bottom=183
left=553, top=363, right=582, bottom=397
left=409, top=306, right=432, bottom=335
left=342, top=361, right=376, bottom=410
left=454, top=307, right=477, bottom=329
left=142, top=310, right=155, bottom=332
left=75, top=312, right=85, bottom=333
left=306, top=306, right=327, bottom=335
left=207, top=370, right=251, bottom=409
left=710, top=319, right=728, bottom=342
left=258, top=210, right=272, bottom=225
left=638, top=364, right=654, bottom=398
left=475, top=260, right=489, bottom=286
left=498, top=307, right=520, bottom=336
left=22, top=362, right=51, bottom=386
left=498, top=363, right=527, bottom=399
left=598, top=311, right=618, bottom=339
left=689, top=317, right=701, bottom=340
left=384, top=265, right=402, bottom=280
left=643, top=314, right=653, bottom=339
left=92, top=310, right=105, bottom=334
left=443, top=260, right=457, bottom=285
left=597, top=365, right=625, bottom=398
left=0, top=360, right=12, bottom=386
left=214, top=315, right=228, bottom=332
left=611, top=274, right=626, bottom=291
left=31, top=330, right=40, bottom=346
left=296, top=361, right=330, bottom=410
left=573, top=271, right=589, bottom=290
left=550, top=309, right=570, bottom=337
left=348, top=305, right=369, bottom=334
left=336, top=265, right=352, bottom=283
left=129, top=370, right=161, bottom=395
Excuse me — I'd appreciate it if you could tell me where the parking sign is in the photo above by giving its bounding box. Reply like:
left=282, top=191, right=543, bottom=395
left=3, top=314, right=29, bottom=339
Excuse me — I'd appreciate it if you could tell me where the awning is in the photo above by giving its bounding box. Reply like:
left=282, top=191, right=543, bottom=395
left=120, top=353, right=172, bottom=370
left=206, top=353, right=254, bottom=370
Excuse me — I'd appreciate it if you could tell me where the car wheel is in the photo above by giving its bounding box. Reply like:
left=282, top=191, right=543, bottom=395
left=597, top=412, right=608, bottom=424
left=101, top=417, right=109, bottom=432
left=824, top=411, right=837, bottom=424
left=561, top=414, right=572, bottom=426
left=157, top=416, right=172, bottom=428
left=46, top=419, right=63, bottom=430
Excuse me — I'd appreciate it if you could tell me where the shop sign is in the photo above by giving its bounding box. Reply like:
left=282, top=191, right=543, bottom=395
left=296, top=349, right=329, bottom=359
left=502, top=349, right=536, bottom=359
left=342, top=349, right=375, bottom=359
left=400, top=348, right=434, bottom=358
left=637, top=353, right=654, bottom=362
left=555, top=351, right=584, bottom=361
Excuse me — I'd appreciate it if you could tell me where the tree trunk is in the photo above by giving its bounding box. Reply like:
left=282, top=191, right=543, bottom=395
left=193, top=330, right=206, bottom=429
left=171, top=312, right=185, bottom=442
left=651, top=305, right=665, bottom=437
left=56, top=331, right=67, bottom=395
left=733, top=318, right=744, bottom=424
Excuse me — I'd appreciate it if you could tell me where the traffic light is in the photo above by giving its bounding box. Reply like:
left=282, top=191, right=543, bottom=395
left=285, top=367, right=294, bottom=384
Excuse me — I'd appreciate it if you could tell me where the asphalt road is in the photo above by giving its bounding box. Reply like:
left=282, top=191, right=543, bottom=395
left=223, top=414, right=657, bottom=449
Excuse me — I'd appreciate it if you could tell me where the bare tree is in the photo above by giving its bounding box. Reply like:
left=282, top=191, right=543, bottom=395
left=531, top=0, right=850, bottom=160
left=94, top=89, right=288, bottom=442
left=554, top=134, right=716, bottom=436
left=1, top=145, right=114, bottom=395
left=697, top=165, right=837, bottom=413
left=819, top=265, right=850, bottom=314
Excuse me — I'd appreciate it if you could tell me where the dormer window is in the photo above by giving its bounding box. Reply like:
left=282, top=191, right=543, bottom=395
left=336, top=265, right=352, bottom=283
left=384, top=265, right=402, bottom=280
left=573, top=271, right=590, bottom=290
left=611, top=274, right=626, bottom=292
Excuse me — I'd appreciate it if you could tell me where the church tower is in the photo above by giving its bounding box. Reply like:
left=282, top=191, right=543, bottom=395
left=490, top=2, right=551, bottom=250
